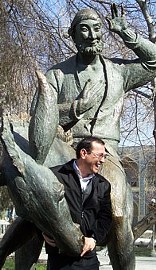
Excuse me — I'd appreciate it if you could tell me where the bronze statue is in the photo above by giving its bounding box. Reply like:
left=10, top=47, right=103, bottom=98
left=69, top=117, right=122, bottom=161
left=43, top=5, right=156, bottom=268
left=45, top=5, right=156, bottom=150
left=0, top=3, right=156, bottom=270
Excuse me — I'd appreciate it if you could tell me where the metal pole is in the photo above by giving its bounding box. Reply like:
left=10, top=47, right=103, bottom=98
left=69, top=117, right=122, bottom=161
left=139, top=151, right=145, bottom=220
left=151, top=224, right=156, bottom=256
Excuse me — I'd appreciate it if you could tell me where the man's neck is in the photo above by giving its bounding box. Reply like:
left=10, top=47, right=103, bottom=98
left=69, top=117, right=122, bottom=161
left=75, top=159, right=91, bottom=178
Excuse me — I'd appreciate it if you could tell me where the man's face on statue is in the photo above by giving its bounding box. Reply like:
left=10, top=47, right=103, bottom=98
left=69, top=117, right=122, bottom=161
left=74, top=19, right=103, bottom=56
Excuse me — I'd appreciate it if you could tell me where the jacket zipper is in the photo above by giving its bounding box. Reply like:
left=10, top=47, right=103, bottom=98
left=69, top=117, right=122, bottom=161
left=81, top=188, right=84, bottom=218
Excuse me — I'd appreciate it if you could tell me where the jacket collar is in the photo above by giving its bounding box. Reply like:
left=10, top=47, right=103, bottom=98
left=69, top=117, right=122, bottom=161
left=58, top=159, right=76, bottom=174
left=58, top=159, right=100, bottom=186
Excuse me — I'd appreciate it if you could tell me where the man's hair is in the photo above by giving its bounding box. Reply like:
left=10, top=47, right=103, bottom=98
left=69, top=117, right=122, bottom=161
left=76, top=136, right=105, bottom=159
left=68, top=8, right=102, bottom=40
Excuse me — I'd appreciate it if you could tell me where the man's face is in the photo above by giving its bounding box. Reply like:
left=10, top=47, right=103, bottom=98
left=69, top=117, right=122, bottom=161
left=74, top=19, right=103, bottom=56
left=81, top=141, right=106, bottom=175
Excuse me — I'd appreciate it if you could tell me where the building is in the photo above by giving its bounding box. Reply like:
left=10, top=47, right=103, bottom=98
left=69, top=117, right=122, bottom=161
left=119, top=145, right=155, bottom=225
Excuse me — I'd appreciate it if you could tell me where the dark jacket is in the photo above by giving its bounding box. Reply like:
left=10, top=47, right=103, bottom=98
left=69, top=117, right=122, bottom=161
left=46, top=159, right=112, bottom=256
left=53, top=160, right=112, bottom=242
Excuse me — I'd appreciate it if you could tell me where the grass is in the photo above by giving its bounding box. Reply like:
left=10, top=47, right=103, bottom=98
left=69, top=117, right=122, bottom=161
left=2, top=258, right=47, bottom=270
left=134, top=246, right=155, bottom=257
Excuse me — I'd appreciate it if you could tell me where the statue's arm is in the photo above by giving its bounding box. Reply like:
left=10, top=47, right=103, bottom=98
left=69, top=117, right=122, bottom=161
left=44, top=67, right=95, bottom=133
left=69, top=80, right=102, bottom=121
left=107, top=4, right=156, bottom=90
left=46, top=69, right=77, bottom=130
left=107, top=4, right=156, bottom=65
left=46, top=70, right=100, bottom=131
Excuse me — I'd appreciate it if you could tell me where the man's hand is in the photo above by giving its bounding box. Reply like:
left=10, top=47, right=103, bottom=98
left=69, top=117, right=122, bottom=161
left=80, top=237, right=96, bottom=257
left=106, top=3, right=128, bottom=34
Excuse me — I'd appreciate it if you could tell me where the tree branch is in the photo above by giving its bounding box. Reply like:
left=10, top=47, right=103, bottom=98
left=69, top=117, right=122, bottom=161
left=135, top=0, right=156, bottom=43
left=132, top=89, right=152, bottom=100
left=133, top=208, right=156, bottom=240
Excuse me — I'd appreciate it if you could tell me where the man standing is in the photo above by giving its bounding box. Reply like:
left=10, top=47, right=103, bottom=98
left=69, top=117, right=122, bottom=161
left=44, top=136, right=112, bottom=270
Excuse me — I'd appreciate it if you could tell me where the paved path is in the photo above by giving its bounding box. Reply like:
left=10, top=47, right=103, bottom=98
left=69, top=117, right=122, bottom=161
left=97, top=250, right=156, bottom=270
left=38, top=248, right=156, bottom=270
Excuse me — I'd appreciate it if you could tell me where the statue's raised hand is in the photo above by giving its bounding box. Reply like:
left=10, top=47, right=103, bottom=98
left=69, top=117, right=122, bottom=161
left=106, top=3, right=128, bottom=34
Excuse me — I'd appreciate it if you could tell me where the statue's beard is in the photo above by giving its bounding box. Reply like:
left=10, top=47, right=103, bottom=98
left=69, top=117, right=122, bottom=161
left=77, top=41, right=103, bottom=55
